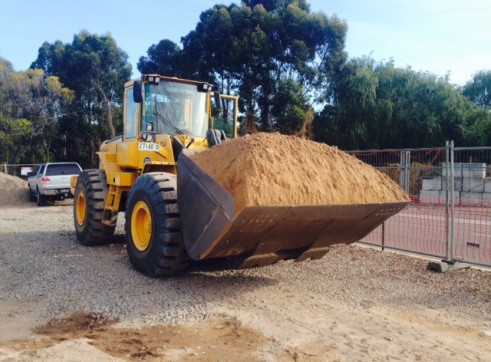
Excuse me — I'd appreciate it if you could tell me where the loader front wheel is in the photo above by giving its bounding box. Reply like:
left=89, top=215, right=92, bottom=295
left=74, top=170, right=117, bottom=245
left=125, top=173, right=189, bottom=277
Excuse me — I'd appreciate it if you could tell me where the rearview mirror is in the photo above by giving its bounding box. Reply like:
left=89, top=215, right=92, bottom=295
left=213, top=91, right=222, bottom=112
left=133, top=81, right=142, bottom=103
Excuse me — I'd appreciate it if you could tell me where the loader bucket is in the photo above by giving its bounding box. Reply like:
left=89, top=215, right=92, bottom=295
left=177, top=150, right=408, bottom=268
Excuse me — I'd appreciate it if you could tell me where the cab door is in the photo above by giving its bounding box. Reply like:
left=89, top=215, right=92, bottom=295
left=213, top=94, right=239, bottom=139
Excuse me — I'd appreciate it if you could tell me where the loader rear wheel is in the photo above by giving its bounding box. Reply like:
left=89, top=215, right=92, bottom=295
left=125, top=173, right=189, bottom=277
left=74, top=169, right=117, bottom=246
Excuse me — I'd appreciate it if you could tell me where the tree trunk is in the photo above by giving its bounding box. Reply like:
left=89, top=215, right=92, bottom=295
left=94, top=81, right=116, bottom=138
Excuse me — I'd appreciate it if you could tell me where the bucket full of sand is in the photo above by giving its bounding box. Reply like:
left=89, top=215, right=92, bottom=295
left=177, top=133, right=409, bottom=268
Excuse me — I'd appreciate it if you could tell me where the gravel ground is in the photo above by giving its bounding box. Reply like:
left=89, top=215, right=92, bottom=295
left=1, top=203, right=490, bottom=361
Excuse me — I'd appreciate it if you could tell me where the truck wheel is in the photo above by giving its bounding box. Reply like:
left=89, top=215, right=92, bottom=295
left=74, top=169, right=117, bottom=246
left=125, top=173, right=189, bottom=277
left=36, top=189, right=46, bottom=206
left=29, top=189, right=36, bottom=202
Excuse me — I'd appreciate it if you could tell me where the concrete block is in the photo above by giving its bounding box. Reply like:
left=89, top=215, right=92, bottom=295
left=441, top=163, right=486, bottom=179
left=462, top=179, right=485, bottom=192
left=441, top=177, right=462, bottom=191
left=459, top=192, right=482, bottom=206
left=421, top=178, right=442, bottom=191
left=420, top=190, right=444, bottom=204
left=427, top=260, right=470, bottom=273
left=484, top=179, right=491, bottom=193
left=482, top=193, right=491, bottom=207
left=483, top=192, right=491, bottom=201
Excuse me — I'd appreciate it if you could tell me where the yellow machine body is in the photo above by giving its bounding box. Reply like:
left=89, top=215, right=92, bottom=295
left=80, top=75, right=239, bottom=222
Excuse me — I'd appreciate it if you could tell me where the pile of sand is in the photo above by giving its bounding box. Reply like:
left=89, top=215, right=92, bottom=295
left=0, top=173, right=29, bottom=206
left=191, top=133, right=409, bottom=212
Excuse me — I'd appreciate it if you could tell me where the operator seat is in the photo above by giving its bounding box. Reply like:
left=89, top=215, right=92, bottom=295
left=206, top=129, right=227, bottom=147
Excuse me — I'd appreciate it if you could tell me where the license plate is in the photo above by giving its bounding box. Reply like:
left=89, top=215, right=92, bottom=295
left=138, top=142, right=160, bottom=152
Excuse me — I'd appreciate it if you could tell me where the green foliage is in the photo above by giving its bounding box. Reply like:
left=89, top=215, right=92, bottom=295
left=0, top=65, right=73, bottom=164
left=31, top=31, right=132, bottom=167
left=140, top=1, right=347, bottom=133
left=463, top=70, right=491, bottom=109
left=137, top=40, right=181, bottom=76
left=271, top=78, right=308, bottom=133
left=0, top=116, right=33, bottom=164
left=314, top=58, right=487, bottom=149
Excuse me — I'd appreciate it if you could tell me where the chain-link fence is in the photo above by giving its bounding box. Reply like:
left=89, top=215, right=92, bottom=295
left=348, top=142, right=491, bottom=267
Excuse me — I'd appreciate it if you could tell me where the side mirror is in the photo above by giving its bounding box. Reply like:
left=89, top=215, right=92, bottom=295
left=133, top=81, right=142, bottom=103
left=213, top=91, right=222, bottom=112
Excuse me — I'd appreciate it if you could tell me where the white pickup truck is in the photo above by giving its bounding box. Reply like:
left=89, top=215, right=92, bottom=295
left=28, top=162, right=83, bottom=206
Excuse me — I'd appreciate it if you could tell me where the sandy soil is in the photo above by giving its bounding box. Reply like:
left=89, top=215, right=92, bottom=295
left=191, top=133, right=409, bottom=212
left=1, top=288, right=490, bottom=361
left=0, top=173, right=29, bottom=206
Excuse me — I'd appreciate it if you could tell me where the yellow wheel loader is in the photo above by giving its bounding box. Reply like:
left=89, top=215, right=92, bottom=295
left=72, top=74, right=407, bottom=277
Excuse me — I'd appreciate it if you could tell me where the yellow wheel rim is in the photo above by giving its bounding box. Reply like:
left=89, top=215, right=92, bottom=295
left=131, top=201, right=152, bottom=252
left=75, top=190, right=87, bottom=226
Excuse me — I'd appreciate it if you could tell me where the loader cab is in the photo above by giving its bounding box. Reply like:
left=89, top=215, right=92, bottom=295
left=124, top=75, right=238, bottom=142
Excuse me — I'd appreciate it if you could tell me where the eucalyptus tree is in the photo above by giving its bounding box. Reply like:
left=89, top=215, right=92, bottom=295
left=31, top=31, right=132, bottom=166
left=137, top=39, right=181, bottom=76
left=0, top=62, right=73, bottom=163
left=140, top=0, right=347, bottom=132
left=463, top=70, right=491, bottom=109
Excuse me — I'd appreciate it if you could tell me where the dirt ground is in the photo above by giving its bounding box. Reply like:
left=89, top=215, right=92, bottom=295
left=1, top=282, right=490, bottom=361
left=0, top=188, right=490, bottom=360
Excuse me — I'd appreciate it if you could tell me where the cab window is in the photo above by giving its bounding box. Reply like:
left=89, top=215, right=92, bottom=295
left=125, top=88, right=138, bottom=139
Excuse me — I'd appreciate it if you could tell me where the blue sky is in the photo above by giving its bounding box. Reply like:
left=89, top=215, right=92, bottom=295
left=0, top=0, right=489, bottom=85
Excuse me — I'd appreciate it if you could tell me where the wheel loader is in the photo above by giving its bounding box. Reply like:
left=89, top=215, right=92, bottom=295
left=72, top=74, right=407, bottom=277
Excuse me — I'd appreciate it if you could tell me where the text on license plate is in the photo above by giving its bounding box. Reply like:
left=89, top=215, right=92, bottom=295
left=138, top=142, right=160, bottom=152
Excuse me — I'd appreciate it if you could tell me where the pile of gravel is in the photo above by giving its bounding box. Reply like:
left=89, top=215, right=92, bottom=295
left=0, top=173, right=29, bottom=206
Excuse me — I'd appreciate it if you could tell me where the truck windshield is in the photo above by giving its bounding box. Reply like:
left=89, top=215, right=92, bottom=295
left=45, top=164, right=81, bottom=176
left=142, top=81, right=209, bottom=138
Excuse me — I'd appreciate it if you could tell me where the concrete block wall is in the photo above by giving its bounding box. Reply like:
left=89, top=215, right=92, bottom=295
left=420, top=163, right=490, bottom=206
left=441, top=162, right=486, bottom=179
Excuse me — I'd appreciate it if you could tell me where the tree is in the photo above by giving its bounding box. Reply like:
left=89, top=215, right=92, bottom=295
left=0, top=117, right=32, bottom=164
left=31, top=31, right=132, bottom=166
left=137, top=39, right=181, bottom=76
left=314, top=57, right=479, bottom=149
left=0, top=57, right=14, bottom=118
left=463, top=70, right=491, bottom=109
left=271, top=78, right=309, bottom=133
left=141, top=1, right=347, bottom=133
left=0, top=63, right=74, bottom=163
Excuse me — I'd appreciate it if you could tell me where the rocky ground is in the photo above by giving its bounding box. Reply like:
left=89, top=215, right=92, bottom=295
left=0, top=199, right=490, bottom=361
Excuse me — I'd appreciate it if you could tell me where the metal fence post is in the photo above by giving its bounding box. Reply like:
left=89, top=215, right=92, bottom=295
left=405, top=151, right=410, bottom=194
left=399, top=150, right=411, bottom=194
left=450, top=140, right=455, bottom=261
left=445, top=141, right=450, bottom=261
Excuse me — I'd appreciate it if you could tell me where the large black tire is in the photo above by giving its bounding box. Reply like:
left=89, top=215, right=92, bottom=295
left=36, top=188, right=46, bottom=207
left=125, top=173, right=189, bottom=277
left=74, top=169, right=117, bottom=246
left=29, top=188, right=36, bottom=202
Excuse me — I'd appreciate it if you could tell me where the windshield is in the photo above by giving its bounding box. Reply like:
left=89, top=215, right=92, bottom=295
left=142, top=81, right=209, bottom=137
